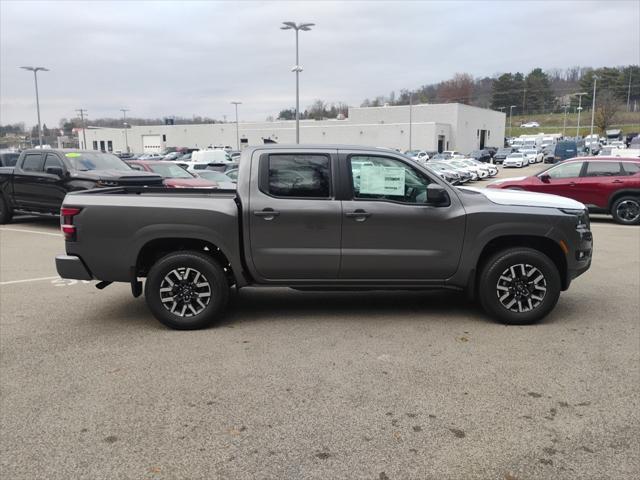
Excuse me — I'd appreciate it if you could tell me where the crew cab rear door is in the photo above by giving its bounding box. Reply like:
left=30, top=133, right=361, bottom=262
left=338, top=150, right=466, bottom=280
left=247, top=149, right=342, bottom=280
left=12, top=152, right=47, bottom=209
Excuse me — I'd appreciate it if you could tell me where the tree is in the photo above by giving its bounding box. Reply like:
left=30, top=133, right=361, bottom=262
left=277, top=108, right=295, bottom=120
left=595, top=90, right=620, bottom=133
left=491, top=73, right=517, bottom=109
left=436, top=73, right=474, bottom=104
left=524, top=68, right=554, bottom=113
left=580, top=67, right=625, bottom=105
left=307, top=100, right=327, bottom=120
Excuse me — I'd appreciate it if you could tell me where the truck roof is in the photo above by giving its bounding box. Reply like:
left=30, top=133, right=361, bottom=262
left=242, top=144, right=402, bottom=154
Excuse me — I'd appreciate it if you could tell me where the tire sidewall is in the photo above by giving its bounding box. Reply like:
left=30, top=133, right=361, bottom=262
left=611, top=196, right=640, bottom=225
left=479, top=248, right=561, bottom=325
left=145, top=251, right=229, bottom=330
left=0, top=196, right=12, bottom=224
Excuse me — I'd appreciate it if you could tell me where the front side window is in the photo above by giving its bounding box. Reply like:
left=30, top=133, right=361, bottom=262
left=350, top=155, right=432, bottom=204
left=267, top=154, right=331, bottom=198
left=584, top=161, right=622, bottom=177
left=44, top=154, right=63, bottom=170
left=545, top=162, right=583, bottom=179
left=22, top=153, right=44, bottom=172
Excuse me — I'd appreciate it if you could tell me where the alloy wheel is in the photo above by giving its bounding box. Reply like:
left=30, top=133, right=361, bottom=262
left=496, top=263, right=546, bottom=313
left=616, top=199, right=640, bottom=223
left=159, top=267, right=212, bottom=317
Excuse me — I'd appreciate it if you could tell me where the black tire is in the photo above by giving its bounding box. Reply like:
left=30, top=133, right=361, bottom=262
left=144, top=251, right=229, bottom=330
left=611, top=196, right=640, bottom=225
left=0, top=196, right=12, bottom=224
left=478, top=247, right=561, bottom=325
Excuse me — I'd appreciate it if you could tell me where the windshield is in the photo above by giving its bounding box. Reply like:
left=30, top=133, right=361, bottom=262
left=147, top=163, right=195, bottom=178
left=66, top=152, right=130, bottom=171
left=198, top=170, right=233, bottom=182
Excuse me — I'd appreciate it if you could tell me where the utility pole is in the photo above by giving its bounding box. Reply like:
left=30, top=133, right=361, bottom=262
left=589, top=76, right=598, bottom=141
left=508, top=105, right=516, bottom=139
left=120, top=109, right=129, bottom=153
left=408, top=92, right=413, bottom=151
left=522, top=87, right=527, bottom=115
left=627, top=70, right=632, bottom=112
left=281, top=21, right=315, bottom=144
left=231, top=101, right=242, bottom=150
left=574, top=92, right=587, bottom=138
left=20, top=66, right=49, bottom=148
left=76, top=108, right=87, bottom=149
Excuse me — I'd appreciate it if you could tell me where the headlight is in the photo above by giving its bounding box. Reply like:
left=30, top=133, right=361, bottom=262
left=97, top=180, right=118, bottom=187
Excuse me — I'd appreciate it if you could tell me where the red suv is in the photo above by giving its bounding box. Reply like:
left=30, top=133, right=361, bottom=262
left=487, top=157, right=640, bottom=225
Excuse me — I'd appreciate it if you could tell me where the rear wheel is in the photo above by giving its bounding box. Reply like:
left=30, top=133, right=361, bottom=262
left=611, top=196, right=640, bottom=225
left=478, top=248, right=561, bottom=325
left=0, top=196, right=12, bottom=224
left=145, top=251, right=229, bottom=329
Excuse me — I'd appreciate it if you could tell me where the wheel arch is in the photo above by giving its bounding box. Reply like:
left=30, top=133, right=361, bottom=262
left=136, top=237, right=236, bottom=286
left=607, top=189, right=640, bottom=210
left=475, top=235, right=568, bottom=292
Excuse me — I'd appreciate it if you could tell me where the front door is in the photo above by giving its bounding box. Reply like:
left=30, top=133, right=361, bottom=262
left=40, top=153, right=69, bottom=211
left=340, top=152, right=466, bottom=280
left=248, top=150, right=341, bottom=280
left=534, top=161, right=585, bottom=200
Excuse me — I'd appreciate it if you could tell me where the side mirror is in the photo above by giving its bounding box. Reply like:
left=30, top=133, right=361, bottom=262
left=46, top=166, right=64, bottom=177
left=426, top=183, right=450, bottom=206
left=539, top=173, right=550, bottom=183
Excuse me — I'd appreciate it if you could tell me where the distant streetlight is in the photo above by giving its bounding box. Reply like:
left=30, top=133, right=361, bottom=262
left=408, top=92, right=413, bottom=151
left=508, top=105, right=517, bottom=139
left=20, top=66, right=49, bottom=147
left=281, top=21, right=315, bottom=144
left=120, top=109, right=129, bottom=152
left=589, top=76, right=598, bottom=143
left=76, top=108, right=88, bottom=149
left=231, top=101, right=242, bottom=150
left=573, top=92, right=587, bottom=138
left=561, top=104, right=569, bottom=137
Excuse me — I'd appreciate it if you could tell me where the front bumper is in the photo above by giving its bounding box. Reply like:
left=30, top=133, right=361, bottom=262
left=55, top=255, right=93, bottom=280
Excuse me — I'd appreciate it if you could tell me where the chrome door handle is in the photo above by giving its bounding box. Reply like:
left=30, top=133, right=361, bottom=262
left=612, top=179, right=623, bottom=184
left=253, top=209, right=280, bottom=220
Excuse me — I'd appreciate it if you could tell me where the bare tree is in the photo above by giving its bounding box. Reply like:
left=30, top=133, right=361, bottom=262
left=436, top=73, right=474, bottom=104
left=595, top=90, right=621, bottom=133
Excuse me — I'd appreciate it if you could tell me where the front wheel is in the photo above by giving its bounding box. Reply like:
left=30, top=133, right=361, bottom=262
left=478, top=247, right=561, bottom=325
left=145, top=251, right=230, bottom=329
left=611, top=196, right=640, bottom=225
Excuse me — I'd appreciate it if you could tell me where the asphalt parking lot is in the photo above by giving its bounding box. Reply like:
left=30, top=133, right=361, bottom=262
left=1, top=171, right=639, bottom=480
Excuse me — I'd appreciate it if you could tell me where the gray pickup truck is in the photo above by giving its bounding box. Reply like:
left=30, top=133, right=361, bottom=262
left=56, top=145, right=593, bottom=329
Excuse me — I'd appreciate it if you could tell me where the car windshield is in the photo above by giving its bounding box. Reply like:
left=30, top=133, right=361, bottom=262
left=508, top=153, right=523, bottom=158
left=198, top=170, right=233, bottom=182
left=147, top=163, right=195, bottom=178
left=65, top=152, right=130, bottom=171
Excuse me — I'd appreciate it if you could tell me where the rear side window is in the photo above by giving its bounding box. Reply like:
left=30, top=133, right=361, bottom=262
left=584, top=162, right=622, bottom=177
left=622, top=162, right=640, bottom=175
left=22, top=153, right=44, bottom=172
left=265, top=154, right=331, bottom=198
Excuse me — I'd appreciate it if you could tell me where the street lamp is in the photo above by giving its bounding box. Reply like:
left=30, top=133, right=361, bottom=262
left=231, top=101, right=242, bottom=150
left=408, top=92, right=413, bottom=151
left=561, top=104, right=569, bottom=137
left=20, top=66, right=49, bottom=147
left=589, top=75, right=598, bottom=142
left=120, top=109, right=129, bottom=153
left=573, top=92, right=587, bottom=138
left=508, top=105, right=517, bottom=139
left=281, top=21, right=315, bottom=144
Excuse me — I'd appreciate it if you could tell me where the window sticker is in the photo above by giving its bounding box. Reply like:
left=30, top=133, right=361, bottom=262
left=65, top=153, right=81, bottom=158
left=359, top=165, right=405, bottom=195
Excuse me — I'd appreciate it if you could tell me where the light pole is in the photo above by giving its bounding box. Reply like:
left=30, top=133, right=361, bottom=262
left=120, top=109, right=129, bottom=153
left=20, top=66, right=49, bottom=148
left=281, top=21, right=314, bottom=144
left=574, top=92, right=587, bottom=138
left=508, top=105, right=517, bottom=139
left=589, top=76, right=598, bottom=141
left=561, top=104, right=569, bottom=137
left=76, top=108, right=87, bottom=149
left=231, top=101, right=242, bottom=150
left=408, top=92, right=413, bottom=151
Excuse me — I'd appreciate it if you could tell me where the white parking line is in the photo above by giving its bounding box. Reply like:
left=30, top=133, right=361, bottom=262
left=0, top=227, right=62, bottom=237
left=0, top=276, right=61, bottom=286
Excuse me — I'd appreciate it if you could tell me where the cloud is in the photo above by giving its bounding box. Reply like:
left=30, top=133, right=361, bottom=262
left=1, top=0, right=638, bottom=126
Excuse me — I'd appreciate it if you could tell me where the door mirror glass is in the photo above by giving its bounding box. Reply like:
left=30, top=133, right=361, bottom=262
left=426, top=183, right=450, bottom=206
left=45, top=166, right=64, bottom=177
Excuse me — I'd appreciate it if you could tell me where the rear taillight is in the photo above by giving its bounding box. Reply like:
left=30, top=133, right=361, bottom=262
left=61, top=207, right=81, bottom=241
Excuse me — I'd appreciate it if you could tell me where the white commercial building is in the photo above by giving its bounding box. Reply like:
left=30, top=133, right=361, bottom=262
left=78, top=103, right=505, bottom=155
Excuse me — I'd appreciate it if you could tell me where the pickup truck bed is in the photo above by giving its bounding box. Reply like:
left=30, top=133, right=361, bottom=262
left=56, top=145, right=593, bottom=329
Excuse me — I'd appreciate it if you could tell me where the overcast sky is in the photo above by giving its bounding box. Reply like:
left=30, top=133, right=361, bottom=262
left=1, top=0, right=638, bottom=127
